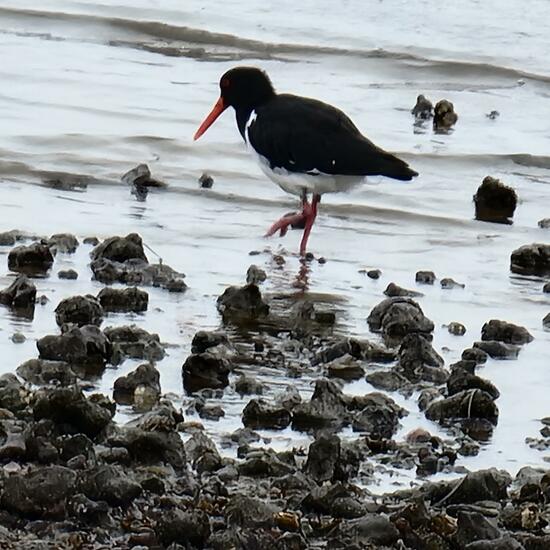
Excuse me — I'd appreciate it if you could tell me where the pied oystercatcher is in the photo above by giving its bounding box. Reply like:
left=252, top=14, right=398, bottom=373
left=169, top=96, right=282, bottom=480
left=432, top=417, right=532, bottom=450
left=194, top=67, right=418, bottom=256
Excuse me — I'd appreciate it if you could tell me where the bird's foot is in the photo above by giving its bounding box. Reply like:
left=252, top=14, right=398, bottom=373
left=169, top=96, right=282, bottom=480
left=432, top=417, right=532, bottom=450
left=265, top=202, right=315, bottom=238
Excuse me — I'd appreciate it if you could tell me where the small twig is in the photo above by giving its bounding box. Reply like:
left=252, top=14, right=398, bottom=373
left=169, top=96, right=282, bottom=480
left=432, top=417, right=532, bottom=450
left=143, top=242, right=163, bottom=264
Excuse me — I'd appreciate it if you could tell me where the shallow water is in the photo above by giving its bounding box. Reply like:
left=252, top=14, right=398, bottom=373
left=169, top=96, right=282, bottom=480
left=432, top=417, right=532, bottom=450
left=0, top=0, right=549, bottom=491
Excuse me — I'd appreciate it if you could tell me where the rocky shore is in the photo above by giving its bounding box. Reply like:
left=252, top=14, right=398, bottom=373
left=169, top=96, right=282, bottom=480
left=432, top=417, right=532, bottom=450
left=0, top=231, right=548, bottom=549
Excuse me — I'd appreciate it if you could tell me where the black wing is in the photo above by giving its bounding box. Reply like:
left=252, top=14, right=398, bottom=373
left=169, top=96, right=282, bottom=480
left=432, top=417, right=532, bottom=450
left=248, top=94, right=417, bottom=181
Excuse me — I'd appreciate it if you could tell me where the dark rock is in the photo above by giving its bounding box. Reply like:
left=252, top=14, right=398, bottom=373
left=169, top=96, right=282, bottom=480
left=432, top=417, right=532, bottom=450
left=185, top=431, right=221, bottom=472
left=384, top=282, right=422, bottom=297
left=217, top=283, right=269, bottom=322
left=327, top=355, right=364, bottom=380
left=83, top=236, right=100, bottom=245
left=156, top=509, right=210, bottom=547
left=474, top=176, right=517, bottom=224
left=425, top=389, right=499, bottom=425
left=292, top=379, right=347, bottom=431
left=8, top=242, right=54, bottom=275
left=54, top=295, right=104, bottom=327
left=538, top=218, right=550, bottom=229
left=235, top=374, right=264, bottom=395
left=198, top=404, right=225, bottom=420
left=481, top=319, right=533, bottom=345
left=399, top=333, right=446, bottom=382
left=37, top=325, right=111, bottom=368
left=0, top=374, right=27, bottom=412
left=113, top=363, right=160, bottom=405
left=418, top=388, right=443, bottom=410
left=1, top=465, right=77, bottom=517
left=367, top=296, right=434, bottom=341
left=81, top=464, right=142, bottom=506
left=0, top=230, right=19, bottom=246
left=543, top=312, right=550, bottom=329
left=32, top=386, right=113, bottom=437
left=465, top=538, right=525, bottom=550
left=58, top=269, right=78, bottom=280
left=242, top=399, right=291, bottom=430
left=474, top=340, right=520, bottom=359
left=366, top=269, right=381, bottom=279
left=462, top=347, right=489, bottom=364
left=275, top=385, right=302, bottom=410
left=46, top=233, right=79, bottom=254
left=16, top=358, right=77, bottom=386
left=416, top=270, right=436, bottom=284
left=67, top=493, right=109, bottom=522
left=198, top=172, right=214, bottom=188
left=447, top=368, right=500, bottom=400
left=454, top=510, right=502, bottom=547
left=433, top=99, right=458, bottom=132
left=10, top=332, right=26, bottom=343
left=59, top=433, right=95, bottom=463
left=447, top=322, right=467, bottom=336
left=543, top=282, right=550, bottom=293
left=0, top=274, right=36, bottom=309
left=225, top=494, right=281, bottom=528
left=97, top=286, right=148, bottom=313
left=246, top=264, right=267, bottom=285
left=486, top=110, right=500, bottom=119
left=350, top=392, right=406, bottom=437
left=122, top=164, right=164, bottom=187
left=366, top=369, right=409, bottom=391
left=304, top=432, right=341, bottom=482
left=411, top=94, right=434, bottom=119
left=182, top=352, right=231, bottom=393
left=511, top=244, right=550, bottom=276
left=335, top=514, right=400, bottom=546
left=191, top=330, right=231, bottom=354
left=104, top=324, right=164, bottom=365
left=441, top=277, right=465, bottom=289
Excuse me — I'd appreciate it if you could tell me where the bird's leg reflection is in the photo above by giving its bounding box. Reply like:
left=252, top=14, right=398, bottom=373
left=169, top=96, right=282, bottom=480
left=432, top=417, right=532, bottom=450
left=293, top=258, right=312, bottom=290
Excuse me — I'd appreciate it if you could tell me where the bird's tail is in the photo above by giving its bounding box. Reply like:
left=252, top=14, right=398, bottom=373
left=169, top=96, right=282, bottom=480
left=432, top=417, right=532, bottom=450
left=378, top=151, right=418, bottom=181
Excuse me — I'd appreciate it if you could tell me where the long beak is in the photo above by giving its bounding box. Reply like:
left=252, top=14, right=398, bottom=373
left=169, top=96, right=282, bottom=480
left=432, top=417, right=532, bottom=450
left=194, top=96, right=228, bottom=141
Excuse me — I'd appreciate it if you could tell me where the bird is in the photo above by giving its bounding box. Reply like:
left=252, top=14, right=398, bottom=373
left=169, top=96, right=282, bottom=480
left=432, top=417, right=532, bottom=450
left=194, top=67, right=418, bottom=256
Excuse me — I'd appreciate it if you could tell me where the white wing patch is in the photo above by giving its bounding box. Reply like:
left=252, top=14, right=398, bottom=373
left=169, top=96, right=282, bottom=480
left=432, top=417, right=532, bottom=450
left=244, top=110, right=257, bottom=144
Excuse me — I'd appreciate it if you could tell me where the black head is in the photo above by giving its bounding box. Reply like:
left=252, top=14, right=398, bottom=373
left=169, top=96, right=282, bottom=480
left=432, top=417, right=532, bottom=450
left=194, top=67, right=275, bottom=141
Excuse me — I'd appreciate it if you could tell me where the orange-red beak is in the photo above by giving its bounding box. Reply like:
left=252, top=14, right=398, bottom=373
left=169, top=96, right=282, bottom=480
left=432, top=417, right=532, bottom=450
left=193, top=96, right=228, bottom=141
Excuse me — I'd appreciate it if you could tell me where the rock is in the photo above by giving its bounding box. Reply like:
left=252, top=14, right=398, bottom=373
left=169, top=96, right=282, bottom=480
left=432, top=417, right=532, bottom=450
left=184, top=431, right=220, bottom=472
left=246, top=265, right=267, bottom=285
left=426, top=390, right=499, bottom=425
left=0, top=230, right=20, bottom=246
left=447, top=368, right=500, bottom=400
left=543, top=312, right=550, bottom=329
left=367, top=296, right=434, bottom=342
left=182, top=352, right=231, bottom=393
left=0, top=274, right=36, bottom=309
left=217, top=283, right=269, bottom=322
left=198, top=404, right=225, bottom=420
left=81, top=464, right=142, bottom=506
left=481, top=319, right=533, bottom=345
left=46, top=233, right=79, bottom=254
left=225, top=495, right=281, bottom=528
left=113, top=363, right=160, bottom=405
left=8, top=242, right=54, bottom=275
left=191, top=330, right=232, bottom=354
left=351, top=393, right=406, bottom=438
left=335, top=514, right=400, bottom=546
left=304, top=432, right=341, bottom=482
left=234, top=374, right=264, bottom=395
left=33, top=386, right=114, bottom=437
left=465, top=538, right=525, bottom=550
left=97, top=286, right=148, bottom=312
left=441, top=277, right=465, bottom=289
left=366, top=269, right=381, bottom=279
left=447, top=322, right=467, bottom=336
left=275, top=385, right=302, bottom=411
left=58, top=269, right=78, bottom=280
left=1, top=465, right=77, bottom=517
left=0, top=374, right=27, bottom=412
left=474, top=176, right=517, bottom=224
left=104, top=325, right=164, bottom=365
left=366, top=370, right=409, bottom=391
left=122, top=164, right=163, bottom=187
left=433, top=99, right=458, bottom=132
left=37, top=325, right=111, bottom=368
left=510, top=244, right=550, bottom=276
left=544, top=282, right=550, bottom=293
left=83, top=236, right=100, bottom=246
left=10, top=332, right=26, bottom=344
left=384, top=282, right=423, bottom=297
left=16, top=358, right=77, bottom=386
left=90, top=233, right=146, bottom=262
left=327, top=355, right=364, bottom=380
left=486, top=110, right=500, bottom=120
left=55, top=295, right=104, bottom=327
left=198, top=172, right=214, bottom=188
left=538, top=218, right=550, bottom=229
left=416, top=270, right=436, bottom=284
left=156, top=509, right=210, bottom=547
left=454, top=510, right=501, bottom=547
left=474, top=340, right=520, bottom=360
left=242, top=399, right=291, bottom=430
left=462, top=347, right=489, bottom=364
left=398, top=333, right=446, bottom=382
left=292, top=379, right=347, bottom=431
left=411, top=94, right=434, bottom=119
left=67, top=493, right=109, bottom=522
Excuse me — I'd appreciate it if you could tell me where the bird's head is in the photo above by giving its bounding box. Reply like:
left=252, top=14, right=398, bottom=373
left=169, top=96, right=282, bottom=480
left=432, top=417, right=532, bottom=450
left=194, top=67, right=275, bottom=140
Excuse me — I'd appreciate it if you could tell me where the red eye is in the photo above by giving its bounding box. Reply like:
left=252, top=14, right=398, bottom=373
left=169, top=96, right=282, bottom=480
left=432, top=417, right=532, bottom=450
left=221, top=77, right=230, bottom=89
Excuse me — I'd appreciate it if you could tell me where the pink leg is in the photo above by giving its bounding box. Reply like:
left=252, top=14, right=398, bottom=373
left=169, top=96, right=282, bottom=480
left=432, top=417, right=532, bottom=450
left=299, top=194, right=320, bottom=257
left=265, top=194, right=311, bottom=238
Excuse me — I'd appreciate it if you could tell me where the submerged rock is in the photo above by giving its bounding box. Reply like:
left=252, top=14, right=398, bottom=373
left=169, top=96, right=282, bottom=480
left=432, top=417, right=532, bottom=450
left=55, top=294, right=104, bottom=327
left=217, top=283, right=269, bottom=322
left=441, top=277, right=465, bottom=289
left=481, top=319, right=533, bottom=345
left=433, top=99, right=458, bottom=132
left=474, top=176, right=517, bottom=224
left=447, top=321, right=467, bottom=336
left=97, top=286, right=148, bottom=313
left=198, top=172, right=214, bottom=188
left=384, top=282, right=423, bottom=298
left=58, top=269, right=78, bottom=280
left=411, top=94, right=434, bottom=119
left=538, top=218, right=550, bottom=229
left=416, top=270, right=436, bottom=284
left=8, top=242, right=54, bottom=275
left=0, top=274, right=36, bottom=310
left=367, top=296, right=434, bottom=342
left=510, top=243, right=550, bottom=276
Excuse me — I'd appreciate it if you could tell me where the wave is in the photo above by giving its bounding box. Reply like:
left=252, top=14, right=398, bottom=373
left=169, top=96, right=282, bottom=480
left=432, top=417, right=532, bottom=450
left=1, top=6, right=550, bottom=85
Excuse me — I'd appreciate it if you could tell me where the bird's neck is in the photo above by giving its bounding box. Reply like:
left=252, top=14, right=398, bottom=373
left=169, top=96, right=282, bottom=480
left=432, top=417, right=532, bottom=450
left=235, top=106, right=254, bottom=140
